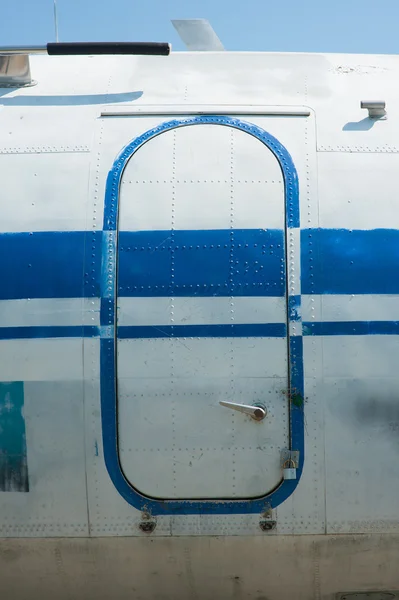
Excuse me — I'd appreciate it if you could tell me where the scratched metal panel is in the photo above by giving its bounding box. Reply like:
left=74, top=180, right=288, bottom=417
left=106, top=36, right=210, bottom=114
left=89, top=116, right=169, bottom=236
left=116, top=121, right=289, bottom=500
left=97, top=114, right=316, bottom=234
left=315, top=144, right=399, bottom=535
left=0, top=55, right=114, bottom=150
left=117, top=124, right=284, bottom=231
left=0, top=382, right=89, bottom=537
left=84, top=119, right=173, bottom=535
left=241, top=115, right=318, bottom=232
left=82, top=340, right=172, bottom=537
left=322, top=336, right=399, bottom=533
left=87, top=111, right=318, bottom=532
left=0, top=152, right=91, bottom=232
left=302, top=295, right=399, bottom=323
left=317, top=153, right=399, bottom=229
left=275, top=373, right=326, bottom=534
left=2, top=534, right=399, bottom=599
left=117, top=297, right=286, bottom=326
left=0, top=339, right=84, bottom=382
left=0, top=105, right=92, bottom=152
left=121, top=52, right=315, bottom=105
left=0, top=299, right=100, bottom=328
left=118, top=367, right=287, bottom=499
left=314, top=55, right=399, bottom=152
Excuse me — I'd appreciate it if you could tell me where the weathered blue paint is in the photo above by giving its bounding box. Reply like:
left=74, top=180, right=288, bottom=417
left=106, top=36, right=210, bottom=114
left=118, top=229, right=285, bottom=297
left=0, top=326, right=98, bottom=340
left=0, top=321, right=399, bottom=340
left=101, top=231, right=116, bottom=299
left=289, top=334, right=304, bottom=481
left=0, top=231, right=102, bottom=300
left=288, top=295, right=301, bottom=321
left=100, top=298, right=114, bottom=329
left=100, top=115, right=304, bottom=514
left=0, top=228, right=398, bottom=299
left=303, top=321, right=399, bottom=336
left=118, top=323, right=287, bottom=339
left=301, top=228, right=399, bottom=295
left=0, top=382, right=29, bottom=492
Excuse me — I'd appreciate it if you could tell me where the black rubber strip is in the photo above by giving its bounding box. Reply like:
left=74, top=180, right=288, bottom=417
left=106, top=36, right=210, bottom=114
left=46, top=42, right=170, bottom=56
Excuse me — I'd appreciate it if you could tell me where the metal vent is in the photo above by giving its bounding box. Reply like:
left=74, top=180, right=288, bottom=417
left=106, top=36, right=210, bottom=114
left=0, top=54, right=32, bottom=88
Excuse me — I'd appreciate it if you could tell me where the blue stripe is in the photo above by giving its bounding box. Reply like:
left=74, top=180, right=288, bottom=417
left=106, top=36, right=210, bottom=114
left=303, top=321, right=399, bottom=336
left=0, top=382, right=28, bottom=492
left=2, top=228, right=399, bottom=300
left=118, top=229, right=285, bottom=297
left=0, top=321, right=399, bottom=340
left=0, top=231, right=102, bottom=300
left=301, top=228, right=399, bottom=295
left=118, top=323, right=287, bottom=339
left=0, top=326, right=98, bottom=340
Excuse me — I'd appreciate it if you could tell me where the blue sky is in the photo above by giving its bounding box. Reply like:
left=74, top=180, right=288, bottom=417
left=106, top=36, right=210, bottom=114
left=1, top=0, right=398, bottom=54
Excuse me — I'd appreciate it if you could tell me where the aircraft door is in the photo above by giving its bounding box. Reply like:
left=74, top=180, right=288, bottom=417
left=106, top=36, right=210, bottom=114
left=114, top=118, right=291, bottom=500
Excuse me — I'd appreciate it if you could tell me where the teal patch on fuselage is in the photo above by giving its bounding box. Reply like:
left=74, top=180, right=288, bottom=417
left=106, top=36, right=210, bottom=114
left=0, top=382, right=29, bottom=492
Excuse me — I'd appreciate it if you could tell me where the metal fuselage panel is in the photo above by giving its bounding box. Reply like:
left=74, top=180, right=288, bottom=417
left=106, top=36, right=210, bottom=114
left=0, top=50, right=398, bottom=598
left=116, top=122, right=289, bottom=501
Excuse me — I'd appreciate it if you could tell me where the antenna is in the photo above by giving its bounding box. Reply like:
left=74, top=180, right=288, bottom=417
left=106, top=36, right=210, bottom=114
left=53, top=0, right=59, bottom=43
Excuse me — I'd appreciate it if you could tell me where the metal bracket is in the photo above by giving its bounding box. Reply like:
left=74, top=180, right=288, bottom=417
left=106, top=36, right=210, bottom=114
left=259, top=519, right=277, bottom=531
left=139, top=520, right=157, bottom=533
left=139, top=510, right=157, bottom=533
left=0, top=55, right=33, bottom=88
left=280, top=449, right=299, bottom=468
left=361, top=101, right=387, bottom=119
left=259, top=503, right=277, bottom=531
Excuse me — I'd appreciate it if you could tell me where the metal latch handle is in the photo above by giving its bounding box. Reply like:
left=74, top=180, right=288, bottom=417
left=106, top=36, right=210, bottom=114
left=219, top=401, right=267, bottom=421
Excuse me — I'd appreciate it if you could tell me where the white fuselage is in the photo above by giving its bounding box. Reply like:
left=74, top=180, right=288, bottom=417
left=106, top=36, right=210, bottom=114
left=0, top=50, right=399, bottom=599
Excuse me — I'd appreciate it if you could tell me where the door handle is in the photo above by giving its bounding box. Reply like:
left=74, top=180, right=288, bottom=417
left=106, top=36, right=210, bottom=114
left=219, top=401, right=267, bottom=421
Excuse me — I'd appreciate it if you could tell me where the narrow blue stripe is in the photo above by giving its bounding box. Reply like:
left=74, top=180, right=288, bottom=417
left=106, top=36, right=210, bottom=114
left=301, top=228, right=399, bottom=295
left=118, top=323, right=287, bottom=339
left=303, top=321, right=399, bottom=336
left=0, top=326, right=99, bottom=340
left=118, top=229, right=285, bottom=297
left=1, top=321, right=399, bottom=340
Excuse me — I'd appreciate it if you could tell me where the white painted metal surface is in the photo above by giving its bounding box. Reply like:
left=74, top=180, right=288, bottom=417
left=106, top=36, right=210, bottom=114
left=0, top=45, right=398, bottom=599
left=116, top=122, right=289, bottom=499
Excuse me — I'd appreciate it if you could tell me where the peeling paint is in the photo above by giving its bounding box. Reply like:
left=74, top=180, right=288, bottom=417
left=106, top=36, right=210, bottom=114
left=290, top=390, right=304, bottom=409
